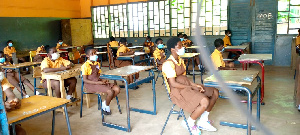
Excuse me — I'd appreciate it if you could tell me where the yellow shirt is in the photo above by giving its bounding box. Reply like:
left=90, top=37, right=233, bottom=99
left=56, top=43, right=68, bottom=49
left=117, top=44, right=131, bottom=57
left=81, top=60, right=102, bottom=75
left=162, top=55, right=186, bottom=93
left=153, top=48, right=165, bottom=61
left=182, top=39, right=192, bottom=47
left=4, top=46, right=16, bottom=57
left=144, top=42, right=154, bottom=47
left=296, top=35, right=300, bottom=46
left=2, top=77, right=14, bottom=91
left=109, top=41, right=119, bottom=47
left=40, top=57, right=71, bottom=80
left=223, top=35, right=232, bottom=47
left=211, top=49, right=225, bottom=69
left=36, top=46, right=45, bottom=53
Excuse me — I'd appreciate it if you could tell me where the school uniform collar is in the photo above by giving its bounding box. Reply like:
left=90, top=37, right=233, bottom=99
left=120, top=44, right=125, bottom=47
left=169, top=55, right=183, bottom=66
left=86, top=60, right=99, bottom=65
left=214, top=49, right=222, bottom=54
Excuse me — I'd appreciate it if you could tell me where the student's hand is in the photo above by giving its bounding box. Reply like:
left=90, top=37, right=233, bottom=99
left=196, top=84, right=205, bottom=93
left=97, top=81, right=105, bottom=85
left=129, top=51, right=135, bottom=55
left=59, top=65, right=68, bottom=70
left=5, top=98, right=21, bottom=111
left=7, top=69, right=13, bottom=72
left=228, top=62, right=234, bottom=68
left=103, top=79, right=109, bottom=84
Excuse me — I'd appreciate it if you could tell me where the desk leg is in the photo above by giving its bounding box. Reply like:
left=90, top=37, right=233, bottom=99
left=257, top=82, right=261, bottom=121
left=47, top=79, right=53, bottom=97
left=64, top=106, right=72, bottom=135
left=51, top=110, right=55, bottom=135
left=60, top=79, right=66, bottom=99
left=12, top=123, right=16, bottom=135
left=256, top=61, right=265, bottom=104
left=125, top=81, right=131, bottom=132
left=5, top=69, right=7, bottom=78
left=18, top=69, right=23, bottom=99
left=192, top=57, right=195, bottom=83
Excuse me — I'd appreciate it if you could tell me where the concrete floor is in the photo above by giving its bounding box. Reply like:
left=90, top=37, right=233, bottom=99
left=13, top=64, right=300, bottom=135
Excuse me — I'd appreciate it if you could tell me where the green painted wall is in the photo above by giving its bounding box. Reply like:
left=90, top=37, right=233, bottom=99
left=0, top=17, right=68, bottom=51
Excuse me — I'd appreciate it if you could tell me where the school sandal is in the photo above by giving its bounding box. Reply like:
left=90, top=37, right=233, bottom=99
left=102, top=110, right=112, bottom=115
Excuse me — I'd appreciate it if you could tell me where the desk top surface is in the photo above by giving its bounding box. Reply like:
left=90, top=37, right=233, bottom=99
left=59, top=46, right=76, bottom=49
left=102, top=65, right=154, bottom=77
left=96, top=52, right=107, bottom=54
left=204, top=70, right=259, bottom=85
left=117, top=52, right=147, bottom=58
left=37, top=53, right=47, bottom=55
left=186, top=46, right=200, bottom=49
left=7, top=95, right=70, bottom=124
left=42, top=64, right=82, bottom=76
left=94, top=46, right=106, bottom=48
left=180, top=53, right=200, bottom=58
left=238, top=54, right=272, bottom=61
left=225, top=45, right=248, bottom=50
left=2, top=62, right=41, bottom=69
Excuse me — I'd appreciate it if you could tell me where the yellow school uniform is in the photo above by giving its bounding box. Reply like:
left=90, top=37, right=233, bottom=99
left=144, top=41, right=154, bottom=47
left=162, top=55, right=186, bottom=78
left=117, top=44, right=131, bottom=57
left=153, top=48, right=165, bottom=61
left=109, top=41, right=119, bottom=47
left=36, top=46, right=45, bottom=53
left=296, top=35, right=300, bottom=46
left=4, top=46, right=16, bottom=57
left=1, top=77, right=14, bottom=91
left=81, top=60, right=102, bottom=75
left=210, top=49, right=225, bottom=69
left=40, top=57, right=71, bottom=81
left=223, top=35, right=232, bottom=47
left=182, top=39, right=192, bottom=47
left=56, top=43, right=68, bottom=49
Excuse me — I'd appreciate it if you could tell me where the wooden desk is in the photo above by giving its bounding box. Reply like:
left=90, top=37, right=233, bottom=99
left=2, top=62, right=42, bottom=98
left=117, top=52, right=150, bottom=65
left=7, top=96, right=72, bottom=135
left=42, top=64, right=81, bottom=99
left=204, top=70, right=261, bottom=135
left=100, top=65, right=156, bottom=132
left=238, top=54, right=272, bottom=104
left=179, top=53, right=201, bottom=83
left=225, top=44, right=249, bottom=54
left=37, top=53, right=47, bottom=57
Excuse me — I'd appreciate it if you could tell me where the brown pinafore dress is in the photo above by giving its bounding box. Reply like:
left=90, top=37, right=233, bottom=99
left=167, top=59, right=214, bottom=113
left=84, top=64, right=114, bottom=93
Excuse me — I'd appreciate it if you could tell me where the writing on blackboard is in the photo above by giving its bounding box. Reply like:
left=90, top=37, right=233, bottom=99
left=257, top=13, right=273, bottom=20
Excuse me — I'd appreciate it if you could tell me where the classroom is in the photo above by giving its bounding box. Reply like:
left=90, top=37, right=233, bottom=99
left=0, top=0, right=299, bottom=135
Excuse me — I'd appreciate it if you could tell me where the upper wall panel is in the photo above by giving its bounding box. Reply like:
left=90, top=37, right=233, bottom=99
left=0, top=0, right=81, bottom=17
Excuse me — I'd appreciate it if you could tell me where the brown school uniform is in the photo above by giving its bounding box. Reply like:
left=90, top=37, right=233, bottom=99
left=162, top=55, right=214, bottom=113
left=81, top=60, right=115, bottom=93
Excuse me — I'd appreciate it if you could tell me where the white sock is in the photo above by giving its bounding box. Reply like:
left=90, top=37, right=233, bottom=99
left=66, top=95, right=72, bottom=100
left=187, top=117, right=196, bottom=127
left=35, top=91, right=40, bottom=95
left=198, top=64, right=201, bottom=70
left=25, top=95, right=30, bottom=98
left=102, top=101, right=107, bottom=110
left=199, top=111, right=210, bottom=123
left=105, top=106, right=111, bottom=112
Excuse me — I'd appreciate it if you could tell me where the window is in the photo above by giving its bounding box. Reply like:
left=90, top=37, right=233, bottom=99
left=92, top=0, right=228, bottom=38
left=277, top=0, right=300, bottom=34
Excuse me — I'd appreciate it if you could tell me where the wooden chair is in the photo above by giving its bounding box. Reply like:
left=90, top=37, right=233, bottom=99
left=80, top=73, right=121, bottom=118
left=160, top=73, right=192, bottom=135
left=33, top=67, right=47, bottom=95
